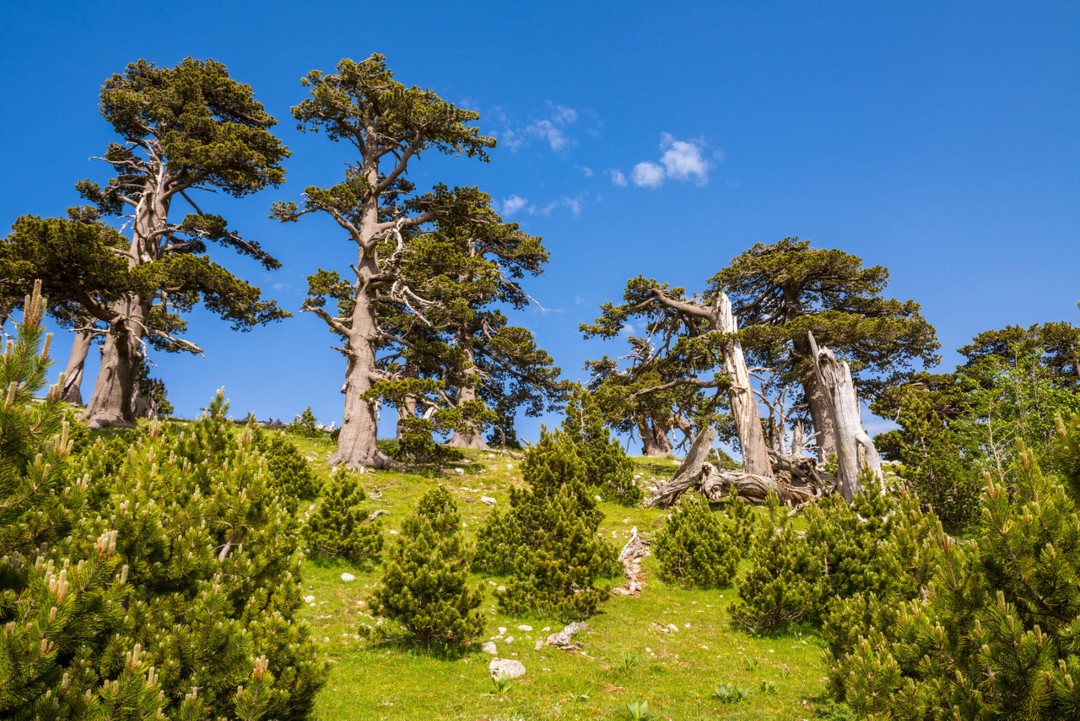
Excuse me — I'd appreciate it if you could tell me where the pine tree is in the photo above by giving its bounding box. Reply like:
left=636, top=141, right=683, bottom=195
left=250, top=424, right=323, bottom=504
left=561, top=384, right=642, bottom=506
left=475, top=428, right=620, bottom=621
left=369, top=486, right=483, bottom=652
left=654, top=495, right=739, bottom=589
left=304, top=470, right=383, bottom=566
left=831, top=422, right=1080, bottom=719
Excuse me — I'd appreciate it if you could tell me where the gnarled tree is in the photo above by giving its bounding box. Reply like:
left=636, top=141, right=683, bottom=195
left=273, top=55, right=499, bottom=469
left=76, top=58, right=289, bottom=427
left=714, top=238, right=938, bottom=460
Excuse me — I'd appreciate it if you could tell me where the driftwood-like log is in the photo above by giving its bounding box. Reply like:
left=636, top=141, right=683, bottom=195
left=648, top=426, right=831, bottom=507
left=612, top=527, right=650, bottom=596
left=807, top=332, right=882, bottom=501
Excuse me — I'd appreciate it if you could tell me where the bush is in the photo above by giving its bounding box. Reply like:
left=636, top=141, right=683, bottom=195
left=3, top=339, right=327, bottom=721
left=475, top=427, right=620, bottom=620
left=288, top=406, right=320, bottom=437
left=251, top=424, right=323, bottom=504
left=562, top=385, right=642, bottom=506
left=304, top=470, right=383, bottom=566
left=369, top=486, right=483, bottom=652
left=654, top=495, right=739, bottom=589
left=830, top=423, right=1080, bottom=719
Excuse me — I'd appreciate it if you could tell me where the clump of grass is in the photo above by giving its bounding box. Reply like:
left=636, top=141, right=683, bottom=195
left=714, top=681, right=750, bottom=703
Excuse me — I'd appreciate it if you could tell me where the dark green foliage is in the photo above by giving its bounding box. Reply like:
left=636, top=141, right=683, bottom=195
left=305, top=470, right=383, bottom=566
left=561, top=385, right=642, bottom=506
left=2, top=291, right=324, bottom=720
left=369, top=487, right=483, bottom=652
left=733, top=483, right=940, bottom=635
left=654, top=496, right=738, bottom=589
left=730, top=498, right=823, bottom=634
left=720, top=489, right=757, bottom=554
left=251, top=425, right=322, bottom=503
left=475, top=428, right=620, bottom=621
left=830, top=423, right=1080, bottom=719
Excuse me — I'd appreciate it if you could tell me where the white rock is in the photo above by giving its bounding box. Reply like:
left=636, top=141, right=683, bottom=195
left=304, top=595, right=315, bottom=603
left=505, top=636, right=515, bottom=644
left=480, top=496, right=496, bottom=506
left=534, top=639, right=543, bottom=651
left=594, top=494, right=604, bottom=502
left=498, top=627, right=507, bottom=635
left=497, top=585, right=506, bottom=593
left=340, top=573, right=356, bottom=582
left=454, top=468, right=465, bottom=476
left=667, top=623, right=678, bottom=633
left=517, top=624, right=533, bottom=632
left=488, top=658, right=526, bottom=681
left=481, top=641, right=498, bottom=655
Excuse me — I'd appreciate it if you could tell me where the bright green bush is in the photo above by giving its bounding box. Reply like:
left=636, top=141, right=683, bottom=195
left=304, top=470, right=383, bottom=566
left=251, top=425, right=323, bottom=502
left=654, top=495, right=738, bottom=589
left=370, top=486, right=483, bottom=652
left=476, top=427, right=620, bottom=620
left=830, top=423, right=1080, bottom=720
left=561, top=385, right=642, bottom=506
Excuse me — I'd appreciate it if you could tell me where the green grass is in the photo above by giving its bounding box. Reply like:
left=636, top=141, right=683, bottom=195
left=282, top=433, right=829, bottom=720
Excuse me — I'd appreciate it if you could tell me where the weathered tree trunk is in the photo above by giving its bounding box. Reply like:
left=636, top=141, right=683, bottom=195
left=84, top=298, right=147, bottom=428
left=60, top=330, right=93, bottom=405
left=612, top=527, right=650, bottom=597
left=448, top=343, right=489, bottom=449
left=807, top=332, right=882, bottom=501
left=637, top=417, right=674, bottom=457
left=331, top=286, right=400, bottom=470
left=717, top=293, right=773, bottom=477
left=85, top=179, right=170, bottom=429
left=647, top=427, right=719, bottom=507
left=793, top=335, right=838, bottom=462
left=395, top=395, right=418, bottom=440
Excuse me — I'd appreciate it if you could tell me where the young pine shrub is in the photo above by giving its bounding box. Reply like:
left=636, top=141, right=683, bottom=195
left=730, top=496, right=823, bottom=633
left=251, top=424, right=323, bottom=504
left=304, top=469, right=383, bottom=566
left=369, top=486, right=483, bottom=652
left=654, top=495, right=739, bottom=589
left=830, top=425, right=1080, bottom=720
left=476, top=427, right=620, bottom=620
left=561, top=384, right=642, bottom=506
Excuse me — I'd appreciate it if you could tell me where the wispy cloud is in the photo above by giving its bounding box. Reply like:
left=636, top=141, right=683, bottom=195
left=501, top=194, right=530, bottom=217
left=500, top=103, right=579, bottom=152
left=500, top=193, right=585, bottom=218
left=613, top=133, right=714, bottom=189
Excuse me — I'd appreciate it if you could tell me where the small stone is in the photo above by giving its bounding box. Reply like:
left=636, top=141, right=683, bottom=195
left=340, top=573, right=356, bottom=582
left=667, top=623, right=679, bottom=633
left=304, top=595, right=315, bottom=603
left=505, top=636, right=515, bottom=644
left=488, top=658, right=526, bottom=681
left=594, top=494, right=604, bottom=502
left=481, top=642, right=498, bottom=655
left=534, top=639, right=543, bottom=651
left=389, top=529, right=398, bottom=535
left=454, top=467, right=465, bottom=476
left=480, top=496, right=496, bottom=506
left=488, top=580, right=497, bottom=586
left=517, top=624, right=533, bottom=632
left=498, top=627, right=507, bottom=635
left=497, top=585, right=506, bottom=593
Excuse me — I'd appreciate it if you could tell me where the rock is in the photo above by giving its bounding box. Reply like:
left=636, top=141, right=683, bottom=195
left=505, top=636, right=515, bottom=644
left=367, top=509, right=389, bottom=521
left=488, top=658, right=526, bottom=681
left=497, top=585, right=506, bottom=593
left=517, top=624, right=533, bottom=632
left=534, top=639, right=543, bottom=651
left=481, top=642, right=498, bottom=655
left=340, top=573, right=356, bottom=582
left=497, top=626, right=507, bottom=635
left=480, top=496, right=496, bottom=506
left=303, top=595, right=315, bottom=603
left=454, top=467, right=465, bottom=476
left=546, top=621, right=588, bottom=650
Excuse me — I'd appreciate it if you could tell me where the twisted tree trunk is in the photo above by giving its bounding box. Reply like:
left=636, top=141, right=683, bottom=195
left=717, top=293, right=772, bottom=477
left=60, top=330, right=93, bottom=405
left=448, top=343, right=489, bottom=449
left=807, top=332, right=882, bottom=501
left=793, top=335, right=838, bottom=462
left=637, top=417, right=674, bottom=457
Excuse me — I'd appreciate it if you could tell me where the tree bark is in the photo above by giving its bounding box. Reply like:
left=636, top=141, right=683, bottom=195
left=448, top=343, right=490, bottom=449
left=331, top=286, right=400, bottom=470
left=637, top=417, right=674, bottom=457
left=395, top=395, right=418, bottom=440
left=807, top=332, right=882, bottom=501
left=60, top=330, right=93, bottom=405
left=716, top=293, right=773, bottom=477
left=792, top=335, right=838, bottom=462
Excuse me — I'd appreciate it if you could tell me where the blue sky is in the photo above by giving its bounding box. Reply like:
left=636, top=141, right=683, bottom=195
left=3, top=2, right=1078, bottom=444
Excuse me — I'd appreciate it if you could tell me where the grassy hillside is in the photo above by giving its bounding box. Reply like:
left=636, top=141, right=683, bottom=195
left=287, top=433, right=830, bottom=720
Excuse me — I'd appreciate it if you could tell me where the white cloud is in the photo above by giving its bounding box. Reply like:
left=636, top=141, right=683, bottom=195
left=539, top=195, right=584, bottom=217
left=631, top=161, right=665, bottom=188
left=659, top=133, right=709, bottom=185
left=577, top=165, right=594, bottom=177
left=610, top=169, right=628, bottom=186
left=498, top=103, right=580, bottom=152
left=501, top=194, right=529, bottom=216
